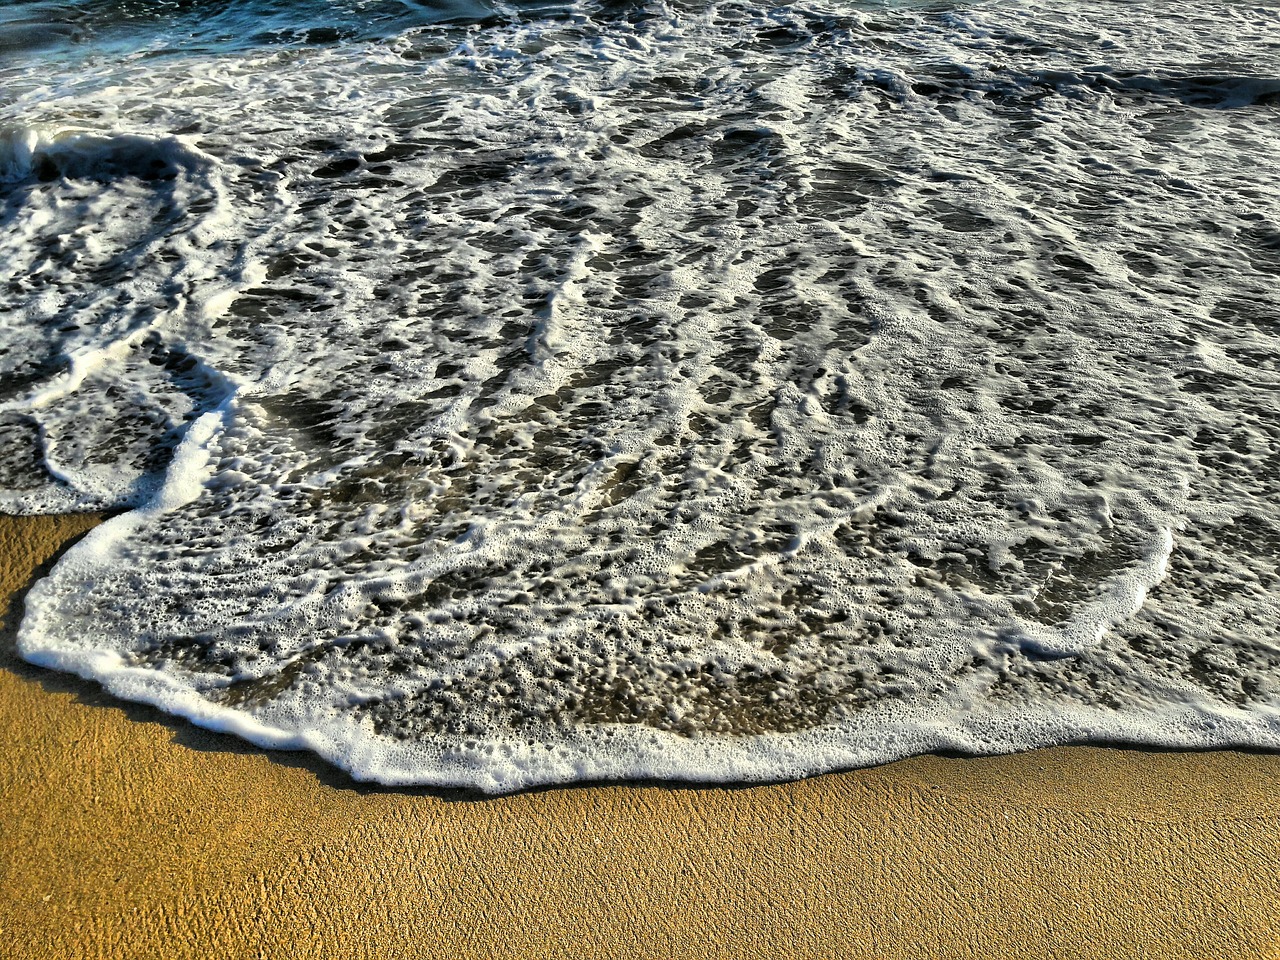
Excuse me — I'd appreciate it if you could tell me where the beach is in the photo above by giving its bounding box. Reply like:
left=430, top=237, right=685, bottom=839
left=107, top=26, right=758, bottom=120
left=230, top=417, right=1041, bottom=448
left=5, top=1, right=1280, bottom=954
left=2, top=513, right=1278, bottom=959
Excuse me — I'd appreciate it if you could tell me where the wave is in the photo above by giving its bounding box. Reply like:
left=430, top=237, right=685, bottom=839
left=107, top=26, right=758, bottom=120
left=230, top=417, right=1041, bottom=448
left=0, top=125, right=213, bottom=185
left=5, top=0, right=1280, bottom=790
left=0, top=0, right=555, bottom=69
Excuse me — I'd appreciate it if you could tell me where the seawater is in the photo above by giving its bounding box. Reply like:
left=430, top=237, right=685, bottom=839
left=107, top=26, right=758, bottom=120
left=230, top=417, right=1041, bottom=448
left=2, top=0, right=1280, bottom=792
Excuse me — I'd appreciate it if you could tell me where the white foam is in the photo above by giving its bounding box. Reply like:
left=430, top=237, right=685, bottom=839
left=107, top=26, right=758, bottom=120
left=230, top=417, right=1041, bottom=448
left=4, top=0, right=1280, bottom=790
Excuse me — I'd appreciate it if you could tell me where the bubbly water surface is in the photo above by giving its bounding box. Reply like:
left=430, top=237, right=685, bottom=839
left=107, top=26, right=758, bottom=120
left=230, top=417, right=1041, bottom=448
left=3, top=0, right=1280, bottom=790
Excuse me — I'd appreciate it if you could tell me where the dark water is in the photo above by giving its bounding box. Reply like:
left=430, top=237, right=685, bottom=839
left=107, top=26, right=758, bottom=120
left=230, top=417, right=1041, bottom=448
left=0, top=0, right=515, bottom=62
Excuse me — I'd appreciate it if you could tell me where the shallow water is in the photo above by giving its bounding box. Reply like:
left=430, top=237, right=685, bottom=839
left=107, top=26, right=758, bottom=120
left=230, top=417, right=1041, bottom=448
left=3, top=0, right=1280, bottom=790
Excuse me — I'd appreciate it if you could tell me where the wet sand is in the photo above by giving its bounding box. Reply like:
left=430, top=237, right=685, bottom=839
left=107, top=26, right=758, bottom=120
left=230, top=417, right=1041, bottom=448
left=1, top=513, right=1278, bottom=959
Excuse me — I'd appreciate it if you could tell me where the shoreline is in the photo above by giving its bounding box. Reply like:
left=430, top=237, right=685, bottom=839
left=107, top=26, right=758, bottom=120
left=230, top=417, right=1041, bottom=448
left=1, top=513, right=1278, bottom=959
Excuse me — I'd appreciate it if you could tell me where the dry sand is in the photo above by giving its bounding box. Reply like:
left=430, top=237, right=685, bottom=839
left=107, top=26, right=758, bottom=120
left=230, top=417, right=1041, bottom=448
left=1, top=513, right=1278, bottom=959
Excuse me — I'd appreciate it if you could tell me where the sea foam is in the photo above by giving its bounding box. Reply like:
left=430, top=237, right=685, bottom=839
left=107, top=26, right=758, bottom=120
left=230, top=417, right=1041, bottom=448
left=3, top=0, right=1280, bottom=790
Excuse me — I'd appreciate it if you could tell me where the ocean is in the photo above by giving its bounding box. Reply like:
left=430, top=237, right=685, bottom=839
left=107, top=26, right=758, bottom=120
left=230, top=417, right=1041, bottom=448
left=2, top=0, right=1279, bottom=792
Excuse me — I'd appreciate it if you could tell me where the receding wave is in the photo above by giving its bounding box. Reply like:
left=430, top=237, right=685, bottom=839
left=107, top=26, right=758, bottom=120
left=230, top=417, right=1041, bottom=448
left=4, top=0, right=1280, bottom=791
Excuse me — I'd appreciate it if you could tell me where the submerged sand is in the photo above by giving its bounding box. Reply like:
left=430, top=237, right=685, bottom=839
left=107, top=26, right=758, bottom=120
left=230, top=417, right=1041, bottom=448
left=1, top=513, right=1278, bottom=959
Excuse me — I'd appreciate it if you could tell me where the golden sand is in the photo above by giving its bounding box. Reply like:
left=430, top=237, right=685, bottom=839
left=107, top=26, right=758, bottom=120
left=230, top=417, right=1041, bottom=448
left=1, top=513, right=1278, bottom=959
